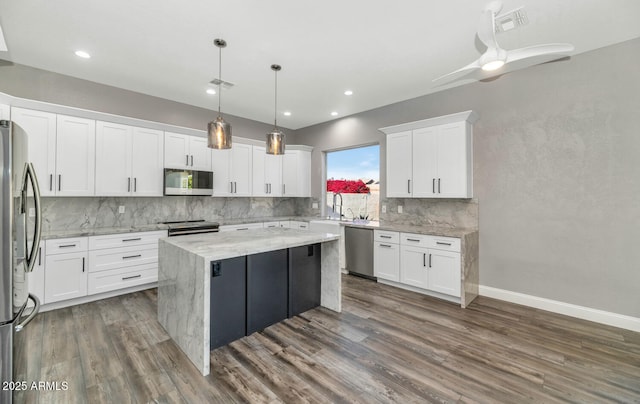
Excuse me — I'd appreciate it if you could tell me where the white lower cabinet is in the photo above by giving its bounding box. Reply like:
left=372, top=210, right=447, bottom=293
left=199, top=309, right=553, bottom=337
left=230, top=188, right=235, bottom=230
left=373, top=230, right=400, bottom=282
left=289, top=221, right=309, bottom=230
left=219, top=223, right=263, bottom=232
left=373, top=230, right=462, bottom=301
left=44, top=237, right=88, bottom=304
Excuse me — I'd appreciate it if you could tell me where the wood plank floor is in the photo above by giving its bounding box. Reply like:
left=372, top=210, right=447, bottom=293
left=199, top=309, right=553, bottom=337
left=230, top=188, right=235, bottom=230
left=18, top=275, right=640, bottom=403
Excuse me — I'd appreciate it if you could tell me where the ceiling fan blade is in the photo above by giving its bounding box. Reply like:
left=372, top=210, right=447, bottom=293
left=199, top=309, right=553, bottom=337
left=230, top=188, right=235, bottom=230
left=506, top=43, right=574, bottom=64
left=432, top=59, right=482, bottom=83
left=0, top=23, right=8, bottom=52
left=477, top=8, right=498, bottom=49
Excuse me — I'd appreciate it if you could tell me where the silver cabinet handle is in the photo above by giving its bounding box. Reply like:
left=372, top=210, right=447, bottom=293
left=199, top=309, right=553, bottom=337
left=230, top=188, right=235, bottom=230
left=122, top=237, right=142, bottom=242
left=58, top=174, right=61, bottom=191
left=406, top=238, right=420, bottom=242
left=186, top=155, right=189, bottom=166
left=436, top=241, right=452, bottom=246
left=408, top=179, right=411, bottom=194
left=423, top=253, right=426, bottom=267
left=134, top=178, right=137, bottom=192
left=429, top=253, right=432, bottom=268
left=230, top=182, right=233, bottom=193
left=38, top=247, right=41, bottom=266
left=59, top=244, right=77, bottom=248
left=122, top=254, right=142, bottom=260
left=300, top=225, right=307, bottom=228
left=190, top=155, right=194, bottom=166
left=122, top=274, right=142, bottom=281
left=380, top=244, right=392, bottom=248
left=265, top=183, right=268, bottom=194
left=82, top=257, right=85, bottom=272
left=127, top=177, right=131, bottom=192
left=283, top=184, right=285, bottom=195
left=49, top=174, right=53, bottom=191
left=234, top=182, right=237, bottom=193
left=432, top=178, right=435, bottom=193
left=380, top=235, right=392, bottom=239
left=236, top=227, right=249, bottom=231
left=438, top=178, right=441, bottom=193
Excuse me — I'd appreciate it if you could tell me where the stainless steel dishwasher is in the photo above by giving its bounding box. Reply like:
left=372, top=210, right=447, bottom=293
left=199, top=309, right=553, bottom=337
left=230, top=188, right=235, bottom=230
left=345, top=226, right=375, bottom=280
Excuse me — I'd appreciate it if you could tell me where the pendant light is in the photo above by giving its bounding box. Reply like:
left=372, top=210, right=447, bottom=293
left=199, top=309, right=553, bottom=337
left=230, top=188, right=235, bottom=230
left=207, top=38, right=232, bottom=149
left=266, top=64, right=285, bottom=155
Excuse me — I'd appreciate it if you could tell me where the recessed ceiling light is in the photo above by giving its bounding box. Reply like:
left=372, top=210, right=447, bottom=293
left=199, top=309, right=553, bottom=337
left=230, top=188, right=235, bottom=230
left=74, top=50, right=91, bottom=59
left=344, top=90, right=353, bottom=96
left=331, top=111, right=338, bottom=116
left=206, top=88, right=216, bottom=95
left=283, top=111, right=291, bottom=116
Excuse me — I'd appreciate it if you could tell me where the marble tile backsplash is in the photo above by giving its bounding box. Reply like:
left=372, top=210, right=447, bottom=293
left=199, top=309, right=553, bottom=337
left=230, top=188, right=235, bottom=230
left=40, top=197, right=302, bottom=232
left=379, top=198, right=478, bottom=229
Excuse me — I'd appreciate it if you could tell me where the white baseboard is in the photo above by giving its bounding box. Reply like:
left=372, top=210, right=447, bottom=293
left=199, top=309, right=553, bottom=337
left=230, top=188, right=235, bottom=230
left=479, top=285, right=640, bottom=333
left=35, top=283, right=157, bottom=313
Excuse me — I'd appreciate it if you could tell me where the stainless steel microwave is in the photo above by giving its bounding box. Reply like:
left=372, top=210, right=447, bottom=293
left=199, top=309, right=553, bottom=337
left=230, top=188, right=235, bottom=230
left=164, top=168, right=213, bottom=195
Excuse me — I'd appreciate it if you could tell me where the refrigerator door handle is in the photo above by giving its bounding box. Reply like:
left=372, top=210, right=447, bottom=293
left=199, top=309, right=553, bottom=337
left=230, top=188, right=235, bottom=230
left=22, top=162, right=42, bottom=273
left=15, top=294, right=40, bottom=332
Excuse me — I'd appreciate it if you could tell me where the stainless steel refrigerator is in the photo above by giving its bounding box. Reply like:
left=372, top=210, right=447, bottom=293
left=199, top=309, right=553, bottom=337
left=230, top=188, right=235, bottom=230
left=1, top=119, right=42, bottom=404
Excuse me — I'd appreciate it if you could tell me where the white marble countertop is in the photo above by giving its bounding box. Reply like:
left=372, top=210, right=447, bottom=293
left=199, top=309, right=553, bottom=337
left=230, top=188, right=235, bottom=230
left=160, top=227, right=340, bottom=262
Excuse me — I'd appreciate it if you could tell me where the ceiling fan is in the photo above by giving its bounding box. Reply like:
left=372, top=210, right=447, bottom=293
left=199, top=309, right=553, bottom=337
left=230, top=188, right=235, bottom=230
left=433, top=1, right=574, bottom=83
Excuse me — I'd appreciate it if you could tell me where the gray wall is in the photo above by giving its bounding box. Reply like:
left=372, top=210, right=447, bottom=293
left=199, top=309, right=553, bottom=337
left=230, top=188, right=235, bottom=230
left=296, top=38, right=640, bottom=318
left=0, top=62, right=294, bottom=142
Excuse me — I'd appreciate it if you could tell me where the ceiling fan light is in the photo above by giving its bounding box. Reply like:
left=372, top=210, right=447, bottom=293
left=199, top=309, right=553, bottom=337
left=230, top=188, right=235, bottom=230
left=208, top=116, right=232, bottom=149
left=266, top=129, right=285, bottom=155
left=481, top=59, right=505, bottom=71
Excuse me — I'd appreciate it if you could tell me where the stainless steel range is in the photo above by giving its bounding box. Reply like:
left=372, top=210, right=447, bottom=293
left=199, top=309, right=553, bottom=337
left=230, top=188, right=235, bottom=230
left=161, top=220, right=220, bottom=237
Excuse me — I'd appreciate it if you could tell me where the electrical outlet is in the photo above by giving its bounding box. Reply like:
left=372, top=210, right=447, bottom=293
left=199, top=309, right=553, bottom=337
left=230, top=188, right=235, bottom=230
left=28, top=208, right=35, bottom=217
left=312, top=202, right=319, bottom=209
left=381, top=205, right=387, bottom=213
left=397, top=205, right=403, bottom=214
left=118, top=205, right=125, bottom=214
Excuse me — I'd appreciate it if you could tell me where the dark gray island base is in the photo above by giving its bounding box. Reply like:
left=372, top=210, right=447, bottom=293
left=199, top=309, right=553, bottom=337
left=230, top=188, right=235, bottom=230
left=158, top=228, right=341, bottom=376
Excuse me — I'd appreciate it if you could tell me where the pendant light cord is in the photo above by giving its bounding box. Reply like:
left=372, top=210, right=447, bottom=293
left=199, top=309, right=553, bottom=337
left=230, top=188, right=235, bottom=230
left=274, top=68, right=278, bottom=128
left=218, top=45, right=222, bottom=115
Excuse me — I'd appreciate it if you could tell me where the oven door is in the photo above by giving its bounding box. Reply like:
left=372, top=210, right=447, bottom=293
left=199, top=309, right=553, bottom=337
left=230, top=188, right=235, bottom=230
left=164, top=169, right=213, bottom=196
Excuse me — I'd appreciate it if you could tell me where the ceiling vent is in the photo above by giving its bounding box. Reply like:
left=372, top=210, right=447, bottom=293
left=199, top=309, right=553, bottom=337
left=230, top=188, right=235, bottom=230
left=495, top=7, right=528, bottom=33
left=209, top=78, right=235, bottom=89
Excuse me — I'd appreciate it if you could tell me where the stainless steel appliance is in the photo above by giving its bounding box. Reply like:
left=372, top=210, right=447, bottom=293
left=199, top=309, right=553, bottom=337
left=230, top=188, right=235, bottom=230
left=161, top=220, right=220, bottom=236
left=164, top=168, right=213, bottom=196
left=345, top=226, right=375, bottom=280
left=1, top=120, right=42, bottom=404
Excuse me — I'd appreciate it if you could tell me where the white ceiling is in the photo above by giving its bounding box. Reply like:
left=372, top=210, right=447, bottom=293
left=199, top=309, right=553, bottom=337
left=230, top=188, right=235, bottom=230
left=1, top=0, right=639, bottom=130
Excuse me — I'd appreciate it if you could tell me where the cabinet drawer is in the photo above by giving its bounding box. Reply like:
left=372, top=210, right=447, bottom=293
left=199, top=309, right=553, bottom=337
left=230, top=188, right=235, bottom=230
left=88, top=244, right=158, bottom=272
left=400, top=233, right=430, bottom=246
left=263, top=221, right=280, bottom=228
left=290, top=221, right=309, bottom=230
left=45, top=237, right=88, bottom=255
left=374, top=230, right=399, bottom=244
left=219, top=223, right=263, bottom=232
left=88, top=230, right=166, bottom=250
left=87, top=263, right=157, bottom=295
left=425, top=236, right=460, bottom=252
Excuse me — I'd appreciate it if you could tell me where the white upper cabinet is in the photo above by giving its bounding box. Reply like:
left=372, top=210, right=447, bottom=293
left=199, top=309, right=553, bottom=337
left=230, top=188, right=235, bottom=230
left=0, top=104, right=10, bottom=120
left=211, top=143, right=252, bottom=196
left=96, top=122, right=164, bottom=196
left=11, top=107, right=58, bottom=196
left=164, top=132, right=211, bottom=171
left=382, top=111, right=476, bottom=199
left=282, top=148, right=312, bottom=197
left=252, top=146, right=282, bottom=197
left=56, top=115, right=96, bottom=196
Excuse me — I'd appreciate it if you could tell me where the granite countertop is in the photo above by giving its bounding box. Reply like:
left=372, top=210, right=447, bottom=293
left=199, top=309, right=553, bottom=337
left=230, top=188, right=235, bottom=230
left=41, top=223, right=170, bottom=239
left=339, top=220, right=477, bottom=238
left=161, top=227, right=340, bottom=262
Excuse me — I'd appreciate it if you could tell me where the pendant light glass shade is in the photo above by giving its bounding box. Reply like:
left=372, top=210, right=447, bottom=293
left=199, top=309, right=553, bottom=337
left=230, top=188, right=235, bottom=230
left=266, top=64, right=286, bottom=155
left=208, top=38, right=232, bottom=149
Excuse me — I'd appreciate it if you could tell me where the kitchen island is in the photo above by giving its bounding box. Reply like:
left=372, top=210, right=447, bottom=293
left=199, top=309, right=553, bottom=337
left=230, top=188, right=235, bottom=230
left=157, top=227, right=341, bottom=376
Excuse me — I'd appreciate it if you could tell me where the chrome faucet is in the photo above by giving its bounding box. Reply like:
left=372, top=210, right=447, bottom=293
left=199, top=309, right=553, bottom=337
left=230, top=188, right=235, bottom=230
left=332, top=192, right=343, bottom=219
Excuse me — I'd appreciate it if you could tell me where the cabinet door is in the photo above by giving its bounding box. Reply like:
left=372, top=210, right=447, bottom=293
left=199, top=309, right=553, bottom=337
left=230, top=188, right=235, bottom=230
left=288, top=244, right=321, bottom=316
left=56, top=115, right=96, bottom=196
left=211, top=148, right=232, bottom=196
left=246, top=249, right=288, bottom=334
left=164, top=132, right=190, bottom=169
left=45, top=252, right=88, bottom=303
left=374, top=242, right=400, bottom=282
left=386, top=131, right=412, bottom=197
left=282, top=151, right=299, bottom=197
left=231, top=143, right=252, bottom=196
left=265, top=153, right=282, bottom=197
left=11, top=108, right=57, bottom=196
left=252, top=146, right=268, bottom=197
left=400, top=245, right=428, bottom=288
left=27, top=241, right=45, bottom=304
left=132, top=127, right=164, bottom=196
left=95, top=121, right=132, bottom=196
left=436, top=122, right=471, bottom=198
left=427, top=249, right=461, bottom=297
left=412, top=126, right=438, bottom=197
left=210, top=257, right=247, bottom=349
left=189, top=136, right=212, bottom=171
